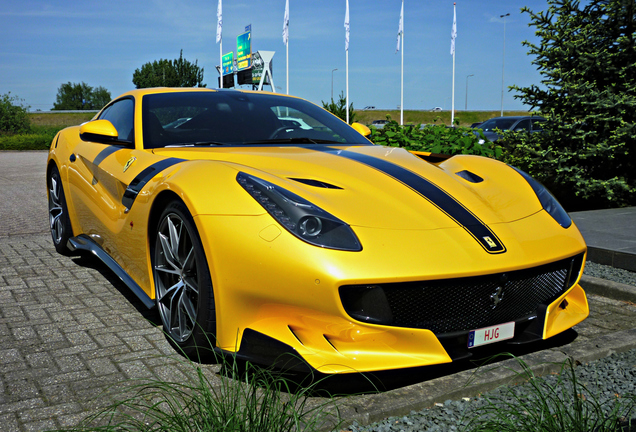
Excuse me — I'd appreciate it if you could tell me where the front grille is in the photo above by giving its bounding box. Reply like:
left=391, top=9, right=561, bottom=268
left=340, top=254, right=584, bottom=334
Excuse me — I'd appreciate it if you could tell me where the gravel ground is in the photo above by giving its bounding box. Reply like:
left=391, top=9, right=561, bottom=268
left=585, top=261, right=636, bottom=287
left=346, top=262, right=636, bottom=432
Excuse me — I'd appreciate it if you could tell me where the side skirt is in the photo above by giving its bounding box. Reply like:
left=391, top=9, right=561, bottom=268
left=67, top=235, right=155, bottom=309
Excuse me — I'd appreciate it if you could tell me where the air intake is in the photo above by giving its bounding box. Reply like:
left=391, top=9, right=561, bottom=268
left=289, top=178, right=343, bottom=189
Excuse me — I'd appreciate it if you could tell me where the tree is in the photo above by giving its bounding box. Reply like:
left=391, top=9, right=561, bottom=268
left=132, top=50, right=205, bottom=88
left=321, top=92, right=356, bottom=124
left=52, top=82, right=112, bottom=110
left=501, top=0, right=636, bottom=210
left=0, top=92, right=30, bottom=134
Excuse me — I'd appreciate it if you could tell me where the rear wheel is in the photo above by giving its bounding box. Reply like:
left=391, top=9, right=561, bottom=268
left=153, top=200, right=216, bottom=360
left=47, top=165, right=73, bottom=254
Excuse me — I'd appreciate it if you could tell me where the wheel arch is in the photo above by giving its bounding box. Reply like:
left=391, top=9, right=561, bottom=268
left=147, top=190, right=184, bottom=252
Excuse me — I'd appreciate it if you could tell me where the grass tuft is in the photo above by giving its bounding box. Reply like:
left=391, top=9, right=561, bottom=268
left=50, top=351, right=341, bottom=432
left=464, top=357, right=636, bottom=432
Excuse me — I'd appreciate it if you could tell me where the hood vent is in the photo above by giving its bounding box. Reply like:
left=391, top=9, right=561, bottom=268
left=455, top=170, right=484, bottom=183
left=415, top=153, right=451, bottom=163
left=289, top=177, right=343, bottom=189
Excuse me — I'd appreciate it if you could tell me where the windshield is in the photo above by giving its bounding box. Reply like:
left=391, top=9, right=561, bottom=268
left=142, top=91, right=368, bottom=148
left=478, top=118, right=518, bottom=132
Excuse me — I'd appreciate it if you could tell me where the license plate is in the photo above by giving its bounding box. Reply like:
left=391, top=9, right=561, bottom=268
left=468, top=321, right=515, bottom=348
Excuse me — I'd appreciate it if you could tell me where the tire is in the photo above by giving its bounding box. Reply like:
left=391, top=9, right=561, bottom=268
left=153, top=200, right=217, bottom=360
left=48, top=165, right=73, bottom=255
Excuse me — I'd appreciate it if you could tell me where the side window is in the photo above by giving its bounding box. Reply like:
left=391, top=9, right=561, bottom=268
left=531, top=119, right=545, bottom=132
left=99, top=98, right=134, bottom=143
left=513, top=119, right=531, bottom=131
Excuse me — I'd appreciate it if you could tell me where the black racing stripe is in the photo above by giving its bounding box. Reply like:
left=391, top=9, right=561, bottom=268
left=122, top=158, right=185, bottom=209
left=320, top=147, right=506, bottom=254
left=93, top=146, right=123, bottom=166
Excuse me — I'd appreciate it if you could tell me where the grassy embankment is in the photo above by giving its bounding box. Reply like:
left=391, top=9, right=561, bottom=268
left=1, top=110, right=531, bottom=151
left=354, top=109, right=532, bottom=127
left=0, top=112, right=96, bottom=151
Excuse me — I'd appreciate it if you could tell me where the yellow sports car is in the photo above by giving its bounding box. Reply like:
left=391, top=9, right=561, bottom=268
left=47, top=88, right=588, bottom=374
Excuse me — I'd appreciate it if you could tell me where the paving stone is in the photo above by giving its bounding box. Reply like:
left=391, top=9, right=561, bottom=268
left=0, top=413, right=20, bottom=432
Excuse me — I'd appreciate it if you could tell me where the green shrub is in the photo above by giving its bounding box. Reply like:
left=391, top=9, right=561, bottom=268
left=506, top=0, right=636, bottom=211
left=0, top=132, right=56, bottom=151
left=369, top=116, right=502, bottom=159
left=0, top=93, right=30, bottom=134
left=322, top=91, right=356, bottom=124
left=498, top=129, right=635, bottom=211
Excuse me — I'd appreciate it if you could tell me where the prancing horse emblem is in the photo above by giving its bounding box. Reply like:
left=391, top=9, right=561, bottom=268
left=490, top=286, right=504, bottom=309
left=123, top=156, right=137, bottom=173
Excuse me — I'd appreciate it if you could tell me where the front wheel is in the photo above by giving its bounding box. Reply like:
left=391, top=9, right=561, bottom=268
left=48, top=165, right=73, bottom=254
left=153, top=200, right=217, bottom=360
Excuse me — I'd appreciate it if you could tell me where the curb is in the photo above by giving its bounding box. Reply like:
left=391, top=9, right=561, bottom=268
left=587, top=246, right=636, bottom=273
left=580, top=274, right=636, bottom=303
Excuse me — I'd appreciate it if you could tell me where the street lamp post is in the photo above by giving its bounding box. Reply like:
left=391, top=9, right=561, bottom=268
left=331, top=68, right=338, bottom=101
left=500, top=13, right=510, bottom=116
left=465, top=74, right=474, bottom=111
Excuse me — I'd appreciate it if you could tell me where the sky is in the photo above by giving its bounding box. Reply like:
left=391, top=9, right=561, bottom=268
left=0, top=0, right=552, bottom=113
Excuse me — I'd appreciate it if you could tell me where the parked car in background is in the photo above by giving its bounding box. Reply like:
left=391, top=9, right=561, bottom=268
left=363, top=106, right=376, bottom=110
left=430, top=107, right=443, bottom=112
left=371, top=119, right=389, bottom=129
left=475, top=116, right=546, bottom=143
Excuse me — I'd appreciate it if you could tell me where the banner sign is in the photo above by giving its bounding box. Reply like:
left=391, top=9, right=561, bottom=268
left=222, top=52, right=234, bottom=76
left=236, top=31, right=252, bottom=71
left=251, top=51, right=270, bottom=85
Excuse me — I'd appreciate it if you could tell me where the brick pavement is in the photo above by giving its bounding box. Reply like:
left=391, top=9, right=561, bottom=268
left=0, top=233, right=228, bottom=431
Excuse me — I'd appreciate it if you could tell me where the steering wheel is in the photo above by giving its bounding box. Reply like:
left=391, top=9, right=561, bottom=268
left=269, top=126, right=300, bottom=139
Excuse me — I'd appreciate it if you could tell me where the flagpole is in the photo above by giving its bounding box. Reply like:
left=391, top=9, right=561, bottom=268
left=220, top=40, right=223, bottom=89
left=451, top=3, right=456, bottom=125
left=346, top=50, right=349, bottom=124
left=400, top=0, right=404, bottom=126
left=284, top=0, right=289, bottom=95
left=217, top=0, right=223, bottom=89
left=345, top=0, right=349, bottom=124
left=286, top=41, right=289, bottom=94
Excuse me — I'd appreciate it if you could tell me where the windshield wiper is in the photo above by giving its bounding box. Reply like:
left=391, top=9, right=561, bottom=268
left=165, top=141, right=227, bottom=147
left=243, top=137, right=341, bottom=145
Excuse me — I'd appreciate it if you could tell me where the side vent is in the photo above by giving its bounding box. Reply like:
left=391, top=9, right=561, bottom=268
left=288, top=325, right=304, bottom=345
left=289, top=178, right=343, bottom=189
left=322, top=335, right=340, bottom=353
left=455, top=170, right=484, bottom=183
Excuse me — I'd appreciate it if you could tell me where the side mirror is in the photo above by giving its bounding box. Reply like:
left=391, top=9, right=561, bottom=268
left=351, top=122, right=371, bottom=137
left=79, top=120, right=119, bottom=144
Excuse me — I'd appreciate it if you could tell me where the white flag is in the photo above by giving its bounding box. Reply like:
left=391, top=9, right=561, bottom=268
left=396, top=1, right=403, bottom=52
left=216, top=0, right=222, bottom=43
left=344, top=0, right=350, bottom=51
left=283, top=0, right=289, bottom=45
left=450, top=6, right=457, bottom=55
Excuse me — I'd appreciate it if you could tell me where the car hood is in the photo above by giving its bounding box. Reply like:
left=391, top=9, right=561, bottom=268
left=154, top=145, right=543, bottom=231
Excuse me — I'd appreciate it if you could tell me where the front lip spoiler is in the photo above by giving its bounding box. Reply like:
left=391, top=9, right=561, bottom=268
left=67, top=234, right=155, bottom=309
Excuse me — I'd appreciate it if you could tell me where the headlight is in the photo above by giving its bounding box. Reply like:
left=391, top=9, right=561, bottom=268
left=237, top=172, right=362, bottom=251
left=511, top=166, right=572, bottom=228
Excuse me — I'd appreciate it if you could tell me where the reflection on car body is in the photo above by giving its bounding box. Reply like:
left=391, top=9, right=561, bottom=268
left=46, top=88, right=587, bottom=374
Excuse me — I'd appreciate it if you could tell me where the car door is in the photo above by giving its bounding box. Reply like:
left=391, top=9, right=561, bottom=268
left=66, top=97, right=167, bottom=259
